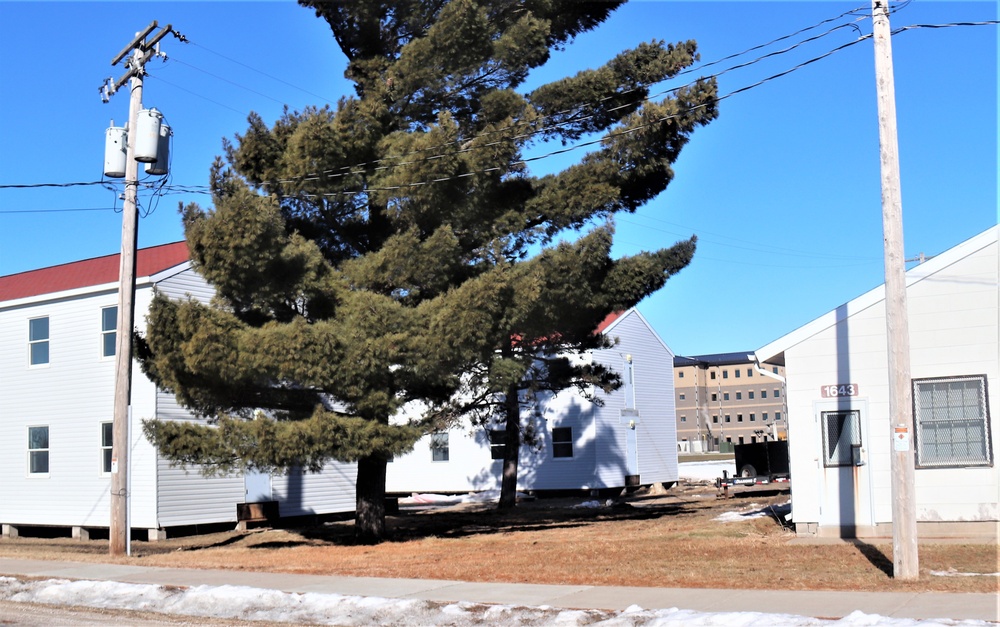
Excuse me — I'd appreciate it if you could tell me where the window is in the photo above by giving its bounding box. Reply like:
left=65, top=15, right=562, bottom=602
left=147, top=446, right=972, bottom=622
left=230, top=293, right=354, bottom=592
left=735, top=392, right=742, bottom=400
left=552, top=427, right=573, bottom=458
left=913, top=376, right=991, bottom=468
left=751, top=436, right=757, bottom=443
left=738, top=436, right=745, bottom=445
left=723, top=392, right=730, bottom=401
left=101, top=422, right=113, bottom=473
left=712, top=415, right=719, bottom=424
left=28, top=426, right=49, bottom=474
left=489, top=430, right=506, bottom=460
left=750, top=413, right=756, bottom=422
left=725, top=414, right=731, bottom=423
left=726, top=436, right=732, bottom=443
left=734, top=369, right=741, bottom=378
left=29, top=317, right=49, bottom=365
left=101, top=306, right=117, bottom=358
left=762, top=412, right=769, bottom=421
left=678, top=371, right=684, bottom=378
left=822, top=410, right=861, bottom=467
left=711, top=393, right=717, bottom=402
left=772, top=366, right=779, bottom=374
left=680, top=416, right=687, bottom=422
left=722, top=370, right=728, bottom=379
left=774, top=389, right=781, bottom=398
left=430, top=432, right=450, bottom=462
left=761, top=390, right=767, bottom=399
left=747, top=368, right=754, bottom=377
left=679, top=393, right=686, bottom=400
left=737, top=414, right=743, bottom=422
left=748, top=391, right=755, bottom=400
left=775, top=411, right=782, bottom=421
left=710, top=371, right=716, bottom=380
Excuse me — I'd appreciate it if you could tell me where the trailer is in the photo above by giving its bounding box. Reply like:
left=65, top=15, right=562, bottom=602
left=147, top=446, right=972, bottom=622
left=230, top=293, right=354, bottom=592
left=716, top=440, right=790, bottom=492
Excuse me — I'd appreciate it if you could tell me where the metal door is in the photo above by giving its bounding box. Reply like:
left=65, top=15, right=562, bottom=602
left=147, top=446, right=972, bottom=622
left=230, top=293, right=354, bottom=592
left=816, top=400, right=873, bottom=531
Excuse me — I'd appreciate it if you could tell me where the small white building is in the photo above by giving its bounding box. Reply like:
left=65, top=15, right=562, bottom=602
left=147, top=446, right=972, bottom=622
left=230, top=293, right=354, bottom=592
left=0, top=243, right=356, bottom=540
left=755, top=226, right=998, bottom=538
left=386, top=308, right=679, bottom=495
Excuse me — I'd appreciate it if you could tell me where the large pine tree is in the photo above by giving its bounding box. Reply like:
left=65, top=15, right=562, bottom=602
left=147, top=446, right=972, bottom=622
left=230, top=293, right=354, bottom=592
left=141, top=0, right=717, bottom=542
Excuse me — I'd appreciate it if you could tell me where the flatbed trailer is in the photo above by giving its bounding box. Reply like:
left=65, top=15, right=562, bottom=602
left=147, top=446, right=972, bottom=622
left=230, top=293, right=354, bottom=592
left=715, top=440, right=790, bottom=492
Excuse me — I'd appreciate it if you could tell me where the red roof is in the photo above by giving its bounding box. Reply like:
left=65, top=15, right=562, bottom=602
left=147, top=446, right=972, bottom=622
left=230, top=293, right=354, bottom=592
left=0, top=241, right=190, bottom=302
left=594, top=310, right=623, bottom=334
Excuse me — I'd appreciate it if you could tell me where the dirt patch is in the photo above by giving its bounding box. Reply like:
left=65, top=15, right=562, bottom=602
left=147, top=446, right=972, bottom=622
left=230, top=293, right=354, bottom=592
left=1, top=482, right=996, bottom=594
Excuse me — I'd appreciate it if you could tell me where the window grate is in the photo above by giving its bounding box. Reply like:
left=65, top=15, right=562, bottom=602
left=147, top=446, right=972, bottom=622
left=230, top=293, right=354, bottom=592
left=914, top=376, right=991, bottom=468
left=822, top=410, right=860, bottom=467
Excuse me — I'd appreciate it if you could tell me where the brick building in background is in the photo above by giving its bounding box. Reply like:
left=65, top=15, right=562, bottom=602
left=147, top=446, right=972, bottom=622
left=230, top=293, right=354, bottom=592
left=673, top=352, right=786, bottom=452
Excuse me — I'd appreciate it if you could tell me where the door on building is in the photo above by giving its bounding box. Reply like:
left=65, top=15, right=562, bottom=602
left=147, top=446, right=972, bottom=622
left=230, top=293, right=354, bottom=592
left=816, top=400, right=873, bottom=533
left=244, top=470, right=272, bottom=503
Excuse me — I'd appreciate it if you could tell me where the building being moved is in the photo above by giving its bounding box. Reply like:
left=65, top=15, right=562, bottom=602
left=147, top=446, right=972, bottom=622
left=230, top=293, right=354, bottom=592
left=0, top=243, right=357, bottom=540
left=386, top=309, right=680, bottom=495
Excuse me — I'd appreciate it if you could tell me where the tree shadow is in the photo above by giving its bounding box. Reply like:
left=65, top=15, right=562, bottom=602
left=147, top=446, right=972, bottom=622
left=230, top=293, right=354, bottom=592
left=294, top=500, right=695, bottom=546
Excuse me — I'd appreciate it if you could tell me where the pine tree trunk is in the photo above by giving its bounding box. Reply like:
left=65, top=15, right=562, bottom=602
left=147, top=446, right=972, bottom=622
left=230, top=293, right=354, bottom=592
left=355, top=454, right=387, bottom=543
left=498, top=382, right=520, bottom=510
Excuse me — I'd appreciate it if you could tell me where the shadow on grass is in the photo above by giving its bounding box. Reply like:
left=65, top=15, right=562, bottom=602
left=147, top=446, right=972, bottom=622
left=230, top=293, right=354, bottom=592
left=294, top=501, right=696, bottom=546
left=853, top=541, right=893, bottom=577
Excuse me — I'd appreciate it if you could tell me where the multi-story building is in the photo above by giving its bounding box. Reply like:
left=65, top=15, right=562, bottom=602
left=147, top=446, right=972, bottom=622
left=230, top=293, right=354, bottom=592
left=673, top=352, right=786, bottom=452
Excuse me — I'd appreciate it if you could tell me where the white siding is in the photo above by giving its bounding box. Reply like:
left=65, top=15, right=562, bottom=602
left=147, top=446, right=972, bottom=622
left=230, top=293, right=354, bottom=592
left=272, top=462, right=357, bottom=517
left=778, top=228, right=999, bottom=532
left=386, top=309, right=679, bottom=493
left=593, top=310, right=678, bottom=486
left=0, top=285, right=159, bottom=527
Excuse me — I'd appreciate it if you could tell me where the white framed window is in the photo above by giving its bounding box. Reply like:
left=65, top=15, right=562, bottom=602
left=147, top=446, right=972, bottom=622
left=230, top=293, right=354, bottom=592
left=101, top=422, right=113, bottom=473
left=761, top=390, right=767, bottom=399
left=28, top=426, right=49, bottom=474
left=680, top=415, right=687, bottom=422
left=489, top=430, right=505, bottom=460
left=913, top=375, right=991, bottom=468
left=748, top=391, right=755, bottom=399
left=29, top=316, right=49, bottom=366
left=552, top=426, right=573, bottom=458
left=430, top=432, right=449, bottom=462
left=101, top=306, right=117, bottom=358
left=822, top=410, right=861, bottom=467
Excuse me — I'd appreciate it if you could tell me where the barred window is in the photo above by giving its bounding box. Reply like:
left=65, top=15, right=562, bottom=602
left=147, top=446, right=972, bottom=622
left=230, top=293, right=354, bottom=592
left=914, top=376, right=991, bottom=468
left=822, top=410, right=861, bottom=467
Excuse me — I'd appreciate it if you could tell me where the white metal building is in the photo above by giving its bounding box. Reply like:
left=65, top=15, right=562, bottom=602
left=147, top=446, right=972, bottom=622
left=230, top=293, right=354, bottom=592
left=755, top=226, right=998, bottom=538
left=0, top=243, right=356, bottom=540
left=386, top=308, right=679, bottom=495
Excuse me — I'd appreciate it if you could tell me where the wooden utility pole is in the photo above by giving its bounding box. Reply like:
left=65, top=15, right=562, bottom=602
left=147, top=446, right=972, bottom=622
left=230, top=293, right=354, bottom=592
left=106, top=20, right=172, bottom=557
left=871, top=0, right=919, bottom=579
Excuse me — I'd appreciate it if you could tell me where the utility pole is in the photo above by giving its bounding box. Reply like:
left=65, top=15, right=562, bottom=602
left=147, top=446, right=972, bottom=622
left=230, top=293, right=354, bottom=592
left=871, top=0, right=918, bottom=579
left=104, top=20, right=173, bottom=558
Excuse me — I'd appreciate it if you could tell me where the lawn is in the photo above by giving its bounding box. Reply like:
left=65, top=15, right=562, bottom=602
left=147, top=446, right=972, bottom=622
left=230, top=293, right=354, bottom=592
left=1, top=482, right=996, bottom=594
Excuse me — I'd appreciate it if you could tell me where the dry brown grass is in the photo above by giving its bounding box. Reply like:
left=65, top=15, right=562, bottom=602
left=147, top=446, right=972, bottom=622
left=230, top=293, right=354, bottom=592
left=1, top=483, right=997, bottom=594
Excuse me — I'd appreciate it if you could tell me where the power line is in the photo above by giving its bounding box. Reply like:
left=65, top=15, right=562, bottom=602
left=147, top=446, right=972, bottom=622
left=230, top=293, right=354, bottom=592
left=0, top=207, right=115, bottom=214
left=262, top=10, right=874, bottom=189
left=284, top=33, right=876, bottom=199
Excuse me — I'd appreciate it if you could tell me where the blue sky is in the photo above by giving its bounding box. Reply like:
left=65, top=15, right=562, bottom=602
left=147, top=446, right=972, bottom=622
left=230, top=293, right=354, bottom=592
left=0, top=1, right=996, bottom=357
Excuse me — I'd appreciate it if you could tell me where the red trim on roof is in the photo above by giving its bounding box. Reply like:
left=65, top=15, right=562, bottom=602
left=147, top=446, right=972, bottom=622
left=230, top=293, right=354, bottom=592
left=0, top=242, right=190, bottom=302
left=594, top=310, right=624, bottom=334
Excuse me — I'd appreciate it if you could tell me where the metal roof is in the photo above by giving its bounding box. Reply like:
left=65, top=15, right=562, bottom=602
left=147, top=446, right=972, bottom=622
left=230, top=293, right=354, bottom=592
left=0, top=241, right=190, bottom=302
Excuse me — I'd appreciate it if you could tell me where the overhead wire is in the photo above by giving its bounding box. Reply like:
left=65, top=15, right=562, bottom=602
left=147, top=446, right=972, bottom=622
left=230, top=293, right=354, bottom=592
left=287, top=32, right=876, bottom=199
left=261, top=11, right=876, bottom=189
